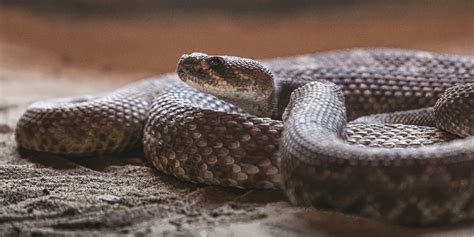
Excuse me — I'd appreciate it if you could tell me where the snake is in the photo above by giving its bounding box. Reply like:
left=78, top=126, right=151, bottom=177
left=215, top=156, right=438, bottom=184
left=15, top=48, right=474, bottom=226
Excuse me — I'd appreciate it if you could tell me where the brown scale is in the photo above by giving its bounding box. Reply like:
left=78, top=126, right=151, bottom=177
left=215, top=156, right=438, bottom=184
left=434, top=83, right=474, bottom=137
left=15, top=75, right=176, bottom=156
left=143, top=85, right=283, bottom=189
left=280, top=82, right=474, bottom=226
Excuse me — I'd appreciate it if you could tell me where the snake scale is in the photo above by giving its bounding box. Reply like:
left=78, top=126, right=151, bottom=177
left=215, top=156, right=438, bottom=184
left=15, top=48, right=474, bottom=226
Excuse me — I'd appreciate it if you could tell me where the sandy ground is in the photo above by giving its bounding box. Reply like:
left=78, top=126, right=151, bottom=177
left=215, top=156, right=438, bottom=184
left=1, top=4, right=474, bottom=236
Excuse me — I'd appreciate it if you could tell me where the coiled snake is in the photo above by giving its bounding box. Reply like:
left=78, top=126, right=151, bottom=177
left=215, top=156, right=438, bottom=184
left=15, top=48, right=474, bottom=226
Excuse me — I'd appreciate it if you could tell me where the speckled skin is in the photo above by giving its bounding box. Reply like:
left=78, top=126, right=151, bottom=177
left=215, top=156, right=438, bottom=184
left=15, top=48, right=474, bottom=226
left=281, top=82, right=474, bottom=226
left=16, top=75, right=177, bottom=155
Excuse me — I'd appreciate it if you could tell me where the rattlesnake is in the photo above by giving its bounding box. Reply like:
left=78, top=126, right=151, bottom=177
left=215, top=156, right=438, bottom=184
left=16, top=48, right=474, bottom=226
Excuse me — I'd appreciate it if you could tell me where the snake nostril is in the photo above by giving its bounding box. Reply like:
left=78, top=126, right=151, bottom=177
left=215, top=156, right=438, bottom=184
left=178, top=56, right=206, bottom=74
left=180, top=55, right=199, bottom=67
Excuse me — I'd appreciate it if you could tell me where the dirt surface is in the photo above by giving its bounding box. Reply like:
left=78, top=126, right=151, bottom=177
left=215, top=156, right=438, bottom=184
left=1, top=4, right=474, bottom=236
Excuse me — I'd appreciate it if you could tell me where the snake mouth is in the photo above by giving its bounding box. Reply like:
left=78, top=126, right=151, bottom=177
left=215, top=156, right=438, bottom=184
left=176, top=65, right=198, bottom=83
left=176, top=67, right=186, bottom=80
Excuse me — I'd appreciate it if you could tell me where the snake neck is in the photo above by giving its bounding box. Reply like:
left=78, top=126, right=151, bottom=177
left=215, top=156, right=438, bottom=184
left=216, top=89, right=276, bottom=118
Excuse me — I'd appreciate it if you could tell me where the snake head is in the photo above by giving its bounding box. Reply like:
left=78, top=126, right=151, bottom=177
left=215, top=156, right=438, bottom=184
left=177, top=53, right=275, bottom=117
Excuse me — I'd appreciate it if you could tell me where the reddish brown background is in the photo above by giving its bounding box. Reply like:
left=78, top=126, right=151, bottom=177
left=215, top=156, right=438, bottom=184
left=2, top=1, right=474, bottom=76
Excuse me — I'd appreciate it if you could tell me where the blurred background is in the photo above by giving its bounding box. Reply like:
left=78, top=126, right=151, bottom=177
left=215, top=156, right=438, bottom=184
left=1, top=0, right=474, bottom=78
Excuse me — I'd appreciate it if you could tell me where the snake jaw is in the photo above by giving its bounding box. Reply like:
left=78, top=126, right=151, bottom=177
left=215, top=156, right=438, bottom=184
left=177, top=53, right=276, bottom=117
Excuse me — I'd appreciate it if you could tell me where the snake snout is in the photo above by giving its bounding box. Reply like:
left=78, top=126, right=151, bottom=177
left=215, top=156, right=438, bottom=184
left=177, top=53, right=208, bottom=75
left=178, top=52, right=208, bottom=65
left=178, top=54, right=196, bottom=68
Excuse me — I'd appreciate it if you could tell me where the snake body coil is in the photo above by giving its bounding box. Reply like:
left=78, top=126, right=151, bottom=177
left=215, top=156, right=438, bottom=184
left=16, top=49, right=474, bottom=226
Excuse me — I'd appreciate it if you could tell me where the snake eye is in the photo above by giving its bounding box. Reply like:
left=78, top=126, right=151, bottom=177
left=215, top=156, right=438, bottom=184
left=208, top=57, right=225, bottom=67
